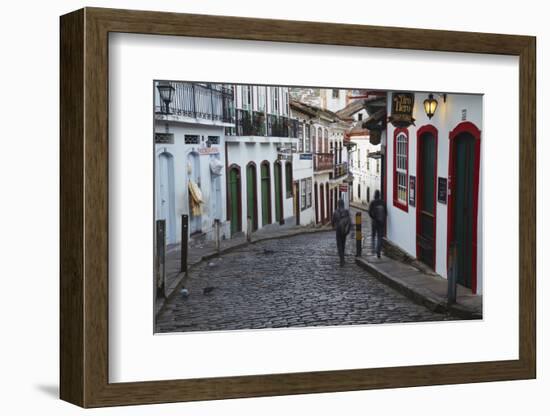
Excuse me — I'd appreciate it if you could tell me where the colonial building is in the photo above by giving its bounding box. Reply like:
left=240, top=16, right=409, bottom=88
left=154, top=81, right=234, bottom=245
left=225, top=85, right=301, bottom=235
left=384, top=92, right=483, bottom=294
left=290, top=100, right=352, bottom=225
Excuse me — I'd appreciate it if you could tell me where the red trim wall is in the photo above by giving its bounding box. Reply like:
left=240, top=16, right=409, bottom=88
left=447, top=121, right=481, bottom=294
left=416, top=124, right=438, bottom=269
left=393, top=127, right=409, bottom=212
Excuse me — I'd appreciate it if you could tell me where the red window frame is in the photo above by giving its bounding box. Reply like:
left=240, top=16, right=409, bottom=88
left=393, top=127, right=409, bottom=212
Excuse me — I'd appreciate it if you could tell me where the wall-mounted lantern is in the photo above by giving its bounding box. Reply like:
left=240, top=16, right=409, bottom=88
left=423, top=94, right=438, bottom=119
left=157, top=82, right=175, bottom=115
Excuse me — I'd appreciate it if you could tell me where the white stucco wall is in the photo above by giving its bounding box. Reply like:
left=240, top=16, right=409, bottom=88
left=154, top=122, right=229, bottom=245
left=385, top=92, right=483, bottom=293
left=350, top=136, right=381, bottom=205
left=226, top=140, right=297, bottom=233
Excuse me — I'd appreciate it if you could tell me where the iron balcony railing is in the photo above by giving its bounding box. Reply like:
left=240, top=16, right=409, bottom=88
left=231, top=110, right=301, bottom=138
left=314, top=153, right=334, bottom=172
left=155, top=82, right=234, bottom=123
left=333, top=162, right=348, bottom=179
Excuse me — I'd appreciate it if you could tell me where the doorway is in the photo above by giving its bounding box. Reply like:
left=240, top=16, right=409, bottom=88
left=274, top=161, right=284, bottom=224
left=416, top=126, right=437, bottom=269
left=187, top=152, right=202, bottom=235
left=260, top=161, right=271, bottom=226
left=228, top=165, right=242, bottom=235
left=157, top=152, right=176, bottom=244
left=448, top=122, right=481, bottom=293
left=246, top=163, right=258, bottom=231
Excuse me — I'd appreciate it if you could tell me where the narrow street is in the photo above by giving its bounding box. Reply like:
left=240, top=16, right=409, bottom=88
left=156, top=210, right=455, bottom=333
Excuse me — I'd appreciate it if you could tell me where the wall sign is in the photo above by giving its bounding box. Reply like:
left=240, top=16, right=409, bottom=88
left=389, top=92, right=415, bottom=128
left=438, top=177, right=448, bottom=204
left=154, top=132, right=174, bottom=144
left=409, top=175, right=416, bottom=207
left=300, top=153, right=313, bottom=160
left=198, top=146, right=219, bottom=155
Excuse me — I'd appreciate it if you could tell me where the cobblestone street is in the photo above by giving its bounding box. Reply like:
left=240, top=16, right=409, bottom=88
left=156, top=214, right=456, bottom=333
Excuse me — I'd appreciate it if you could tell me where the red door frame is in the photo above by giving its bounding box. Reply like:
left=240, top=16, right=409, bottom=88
left=447, top=121, right=481, bottom=294
left=416, top=124, right=438, bottom=269
left=320, top=183, right=325, bottom=223
left=314, top=182, right=319, bottom=223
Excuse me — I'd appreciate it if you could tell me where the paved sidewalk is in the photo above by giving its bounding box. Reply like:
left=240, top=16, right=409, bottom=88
left=356, top=255, right=482, bottom=319
left=157, top=222, right=332, bottom=315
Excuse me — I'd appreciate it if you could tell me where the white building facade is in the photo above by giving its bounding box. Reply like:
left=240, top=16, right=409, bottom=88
left=154, top=82, right=234, bottom=245
left=225, top=85, right=301, bottom=235
left=384, top=92, right=483, bottom=294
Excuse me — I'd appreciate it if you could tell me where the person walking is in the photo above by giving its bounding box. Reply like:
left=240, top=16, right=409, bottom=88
left=331, top=198, right=351, bottom=266
left=368, top=190, right=386, bottom=258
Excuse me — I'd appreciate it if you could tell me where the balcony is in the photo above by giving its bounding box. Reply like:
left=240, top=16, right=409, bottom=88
left=314, top=153, right=334, bottom=172
left=155, top=82, right=234, bottom=124
left=235, top=109, right=266, bottom=136
left=230, top=110, right=301, bottom=138
left=333, top=162, right=348, bottom=179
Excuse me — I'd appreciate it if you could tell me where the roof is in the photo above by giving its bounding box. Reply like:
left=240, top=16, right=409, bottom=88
left=290, top=99, right=350, bottom=124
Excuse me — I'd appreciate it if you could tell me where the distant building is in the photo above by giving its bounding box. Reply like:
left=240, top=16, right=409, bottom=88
left=290, top=100, right=352, bottom=224
left=154, top=82, right=234, bottom=245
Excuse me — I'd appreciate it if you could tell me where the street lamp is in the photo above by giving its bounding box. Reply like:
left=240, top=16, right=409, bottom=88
left=157, top=82, right=175, bottom=114
left=423, top=94, right=438, bottom=119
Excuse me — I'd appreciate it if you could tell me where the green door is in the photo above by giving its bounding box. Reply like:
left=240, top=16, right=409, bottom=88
left=418, top=132, right=436, bottom=268
left=229, top=167, right=241, bottom=234
left=274, top=162, right=282, bottom=223
left=246, top=164, right=257, bottom=231
left=261, top=162, right=271, bottom=226
left=453, top=133, right=475, bottom=288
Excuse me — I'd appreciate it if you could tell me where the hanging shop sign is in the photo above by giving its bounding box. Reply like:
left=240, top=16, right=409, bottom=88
left=277, top=146, right=293, bottom=161
left=389, top=92, right=415, bottom=128
left=438, top=177, right=448, bottom=204
left=409, top=176, right=416, bottom=207
left=154, top=132, right=174, bottom=144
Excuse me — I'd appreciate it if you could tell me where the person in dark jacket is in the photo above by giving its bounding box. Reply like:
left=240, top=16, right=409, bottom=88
left=368, top=190, right=386, bottom=258
left=331, top=199, right=351, bottom=266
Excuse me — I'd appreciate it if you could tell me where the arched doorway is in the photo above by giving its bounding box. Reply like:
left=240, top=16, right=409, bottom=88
left=320, top=183, right=325, bottom=223
left=448, top=122, right=481, bottom=293
left=314, top=182, right=319, bottom=223
left=416, top=125, right=438, bottom=269
left=157, top=152, right=176, bottom=244
left=260, top=161, right=272, bottom=226
left=246, top=162, right=258, bottom=231
left=274, top=161, right=284, bottom=224
left=228, top=165, right=242, bottom=235
left=187, top=152, right=201, bottom=235
left=325, top=182, right=330, bottom=223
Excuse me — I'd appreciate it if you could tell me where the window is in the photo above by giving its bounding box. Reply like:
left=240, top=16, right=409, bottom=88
left=207, top=136, right=220, bottom=146
left=317, top=127, right=323, bottom=153
left=285, top=163, right=293, bottom=198
left=376, top=159, right=380, bottom=174
left=258, top=86, right=266, bottom=112
left=332, top=89, right=339, bottom=98
left=358, top=113, right=363, bottom=121
left=305, top=124, right=311, bottom=152
left=306, top=178, right=313, bottom=208
left=324, top=129, right=329, bottom=155
left=393, top=129, right=409, bottom=210
left=271, top=87, right=279, bottom=114
left=184, top=134, right=200, bottom=144
left=242, top=85, right=252, bottom=110
left=358, top=149, right=361, bottom=168
left=366, top=150, right=370, bottom=170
